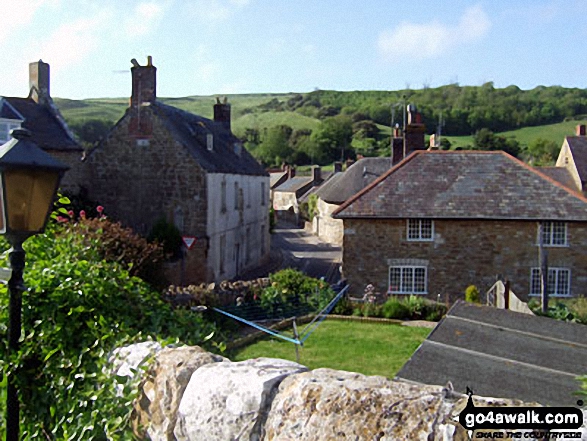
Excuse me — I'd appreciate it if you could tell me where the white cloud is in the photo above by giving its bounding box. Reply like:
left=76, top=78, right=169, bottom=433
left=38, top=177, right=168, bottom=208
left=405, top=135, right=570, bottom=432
left=378, top=4, right=491, bottom=61
left=37, top=10, right=112, bottom=72
left=188, top=0, right=250, bottom=23
left=0, top=0, right=49, bottom=44
left=124, top=1, right=168, bottom=37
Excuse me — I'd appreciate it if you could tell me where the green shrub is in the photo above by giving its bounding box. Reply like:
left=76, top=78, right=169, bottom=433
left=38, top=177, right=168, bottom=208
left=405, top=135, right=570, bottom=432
left=0, top=211, right=221, bottom=439
left=568, top=297, right=587, bottom=324
left=382, top=298, right=410, bottom=319
left=465, top=285, right=480, bottom=303
left=403, top=295, right=427, bottom=319
left=148, top=218, right=183, bottom=259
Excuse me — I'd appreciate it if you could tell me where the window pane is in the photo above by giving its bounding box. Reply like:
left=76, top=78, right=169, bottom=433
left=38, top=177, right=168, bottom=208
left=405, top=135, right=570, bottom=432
left=530, top=268, right=541, bottom=295
left=541, top=222, right=552, bottom=245
left=557, top=270, right=570, bottom=296
left=420, top=220, right=432, bottom=239
left=414, top=268, right=426, bottom=293
left=408, top=219, right=419, bottom=239
left=402, top=267, right=413, bottom=292
left=390, top=268, right=401, bottom=292
left=547, top=269, right=556, bottom=295
left=552, top=222, right=566, bottom=245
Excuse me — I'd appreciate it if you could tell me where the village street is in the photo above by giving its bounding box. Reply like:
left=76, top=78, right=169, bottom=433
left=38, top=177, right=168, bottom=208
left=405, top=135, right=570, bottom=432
left=241, top=221, right=342, bottom=283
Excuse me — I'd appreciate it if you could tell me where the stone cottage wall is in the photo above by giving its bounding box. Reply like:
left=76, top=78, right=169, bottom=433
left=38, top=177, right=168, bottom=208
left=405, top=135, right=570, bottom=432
left=50, top=150, right=85, bottom=194
left=313, top=198, right=343, bottom=245
left=85, top=111, right=209, bottom=283
left=342, top=218, right=587, bottom=301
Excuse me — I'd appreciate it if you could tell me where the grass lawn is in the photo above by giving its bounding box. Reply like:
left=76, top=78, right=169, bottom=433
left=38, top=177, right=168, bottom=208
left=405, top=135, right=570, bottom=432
left=230, top=319, right=431, bottom=378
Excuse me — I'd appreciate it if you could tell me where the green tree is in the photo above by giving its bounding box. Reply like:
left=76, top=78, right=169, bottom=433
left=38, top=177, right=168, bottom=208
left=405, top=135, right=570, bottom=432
left=255, top=125, right=294, bottom=166
left=473, top=128, right=521, bottom=157
left=311, top=115, right=353, bottom=164
left=527, top=138, right=560, bottom=165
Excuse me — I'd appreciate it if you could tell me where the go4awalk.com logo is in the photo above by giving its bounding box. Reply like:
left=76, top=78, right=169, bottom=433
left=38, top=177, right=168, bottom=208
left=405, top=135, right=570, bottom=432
left=458, top=388, right=585, bottom=438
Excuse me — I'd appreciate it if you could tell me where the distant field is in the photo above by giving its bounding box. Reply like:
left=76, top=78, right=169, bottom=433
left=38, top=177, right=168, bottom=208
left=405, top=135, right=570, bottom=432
left=232, top=111, right=320, bottom=137
left=230, top=320, right=430, bottom=378
left=55, top=93, right=298, bottom=126
left=444, top=119, right=587, bottom=150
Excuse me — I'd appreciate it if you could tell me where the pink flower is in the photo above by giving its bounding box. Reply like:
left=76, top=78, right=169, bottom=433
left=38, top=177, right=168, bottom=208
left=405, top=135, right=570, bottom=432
left=79, top=210, right=86, bottom=219
left=56, top=216, right=68, bottom=223
left=96, top=205, right=104, bottom=214
left=68, top=210, right=74, bottom=217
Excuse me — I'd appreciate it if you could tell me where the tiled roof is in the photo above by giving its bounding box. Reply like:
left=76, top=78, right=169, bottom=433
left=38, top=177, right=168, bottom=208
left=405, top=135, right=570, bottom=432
left=565, top=136, right=587, bottom=184
left=537, top=166, right=579, bottom=192
left=396, top=301, right=587, bottom=406
left=334, top=151, right=587, bottom=221
left=315, top=157, right=392, bottom=204
left=153, top=103, right=267, bottom=176
left=274, top=176, right=313, bottom=193
left=0, top=97, right=81, bottom=151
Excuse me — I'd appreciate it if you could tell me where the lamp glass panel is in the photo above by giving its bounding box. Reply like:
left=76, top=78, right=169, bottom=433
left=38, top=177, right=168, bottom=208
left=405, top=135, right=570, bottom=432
left=4, top=169, right=59, bottom=232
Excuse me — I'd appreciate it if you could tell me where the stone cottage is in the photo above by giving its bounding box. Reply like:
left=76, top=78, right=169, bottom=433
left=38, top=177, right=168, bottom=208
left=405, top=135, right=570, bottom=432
left=85, top=57, right=270, bottom=284
left=313, top=157, right=391, bottom=245
left=333, top=150, right=587, bottom=300
left=0, top=60, right=83, bottom=192
left=553, top=124, right=587, bottom=194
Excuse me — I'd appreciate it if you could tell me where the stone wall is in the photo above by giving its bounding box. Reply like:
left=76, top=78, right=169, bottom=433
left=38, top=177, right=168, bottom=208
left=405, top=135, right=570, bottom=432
left=313, top=198, right=343, bottom=245
left=342, top=218, right=587, bottom=301
left=50, top=150, right=85, bottom=194
left=110, top=342, right=583, bottom=441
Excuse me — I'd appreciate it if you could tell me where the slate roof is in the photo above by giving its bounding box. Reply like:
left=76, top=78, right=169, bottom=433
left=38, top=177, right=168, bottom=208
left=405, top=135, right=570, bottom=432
left=274, top=176, right=314, bottom=193
left=334, top=151, right=587, bottom=221
left=396, top=301, right=587, bottom=406
left=0, top=97, right=80, bottom=151
left=270, top=171, right=288, bottom=188
left=315, top=157, right=392, bottom=204
left=538, top=166, right=579, bottom=192
left=565, top=136, right=587, bottom=185
left=152, top=102, right=267, bottom=176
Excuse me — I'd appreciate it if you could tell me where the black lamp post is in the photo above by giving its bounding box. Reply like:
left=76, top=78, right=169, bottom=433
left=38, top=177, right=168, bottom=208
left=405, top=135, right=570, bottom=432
left=0, top=129, right=68, bottom=441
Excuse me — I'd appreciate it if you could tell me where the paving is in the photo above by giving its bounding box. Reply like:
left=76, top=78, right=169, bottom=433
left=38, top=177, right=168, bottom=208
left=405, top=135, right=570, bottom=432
left=239, top=221, right=342, bottom=283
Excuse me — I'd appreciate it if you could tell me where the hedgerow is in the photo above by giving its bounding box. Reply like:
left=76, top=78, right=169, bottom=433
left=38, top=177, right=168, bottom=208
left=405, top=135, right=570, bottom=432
left=0, top=200, right=221, bottom=439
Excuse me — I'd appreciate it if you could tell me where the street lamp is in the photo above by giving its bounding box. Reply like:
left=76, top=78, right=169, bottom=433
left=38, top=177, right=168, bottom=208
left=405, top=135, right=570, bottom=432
left=0, top=128, right=68, bottom=441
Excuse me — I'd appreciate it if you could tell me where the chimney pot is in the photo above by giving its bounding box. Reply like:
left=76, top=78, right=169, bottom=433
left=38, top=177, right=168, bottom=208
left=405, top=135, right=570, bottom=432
left=130, top=56, right=157, bottom=107
left=312, top=165, right=321, bottom=183
left=576, top=124, right=586, bottom=136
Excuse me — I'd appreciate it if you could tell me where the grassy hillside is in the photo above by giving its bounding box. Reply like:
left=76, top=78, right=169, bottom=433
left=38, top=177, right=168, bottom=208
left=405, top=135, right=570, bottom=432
left=444, top=119, right=587, bottom=150
left=55, top=93, right=298, bottom=126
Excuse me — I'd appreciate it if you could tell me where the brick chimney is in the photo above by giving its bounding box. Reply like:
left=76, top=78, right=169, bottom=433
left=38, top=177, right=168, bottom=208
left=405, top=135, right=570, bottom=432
left=130, top=56, right=156, bottom=108
left=333, top=161, right=343, bottom=173
left=286, top=164, right=295, bottom=180
left=29, top=60, right=50, bottom=105
left=312, top=165, right=321, bottom=183
left=576, top=124, right=586, bottom=136
left=214, top=97, right=231, bottom=131
left=129, top=56, right=156, bottom=137
left=404, top=103, right=426, bottom=156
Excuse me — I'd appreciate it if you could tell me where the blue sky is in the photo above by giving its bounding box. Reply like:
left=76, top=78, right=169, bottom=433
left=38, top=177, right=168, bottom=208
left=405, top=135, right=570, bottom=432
left=2, top=0, right=587, bottom=99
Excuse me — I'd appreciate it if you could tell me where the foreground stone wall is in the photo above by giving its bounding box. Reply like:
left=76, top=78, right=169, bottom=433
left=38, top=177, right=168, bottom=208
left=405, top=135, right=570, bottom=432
left=110, top=342, right=586, bottom=441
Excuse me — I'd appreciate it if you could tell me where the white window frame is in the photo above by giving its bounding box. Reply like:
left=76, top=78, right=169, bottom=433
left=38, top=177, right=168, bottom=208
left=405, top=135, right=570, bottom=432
left=538, top=222, right=567, bottom=247
left=388, top=265, right=428, bottom=295
left=529, top=267, right=571, bottom=297
left=407, top=219, right=434, bottom=242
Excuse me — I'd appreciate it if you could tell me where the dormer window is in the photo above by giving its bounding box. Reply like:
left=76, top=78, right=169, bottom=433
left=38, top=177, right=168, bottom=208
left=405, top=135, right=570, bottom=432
left=207, top=134, right=213, bottom=151
left=233, top=142, right=242, bottom=157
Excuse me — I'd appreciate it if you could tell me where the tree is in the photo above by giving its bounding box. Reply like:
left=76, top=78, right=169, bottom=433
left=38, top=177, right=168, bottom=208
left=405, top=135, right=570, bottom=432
left=255, top=125, right=294, bottom=166
left=473, top=128, right=521, bottom=157
left=69, top=119, right=112, bottom=148
left=527, top=138, right=560, bottom=165
left=311, top=115, right=353, bottom=164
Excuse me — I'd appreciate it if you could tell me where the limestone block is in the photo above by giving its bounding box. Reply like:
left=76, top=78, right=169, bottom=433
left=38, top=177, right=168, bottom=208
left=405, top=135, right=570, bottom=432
left=263, top=368, right=469, bottom=440
left=174, top=358, right=308, bottom=441
left=109, top=340, right=162, bottom=379
left=132, top=346, right=228, bottom=440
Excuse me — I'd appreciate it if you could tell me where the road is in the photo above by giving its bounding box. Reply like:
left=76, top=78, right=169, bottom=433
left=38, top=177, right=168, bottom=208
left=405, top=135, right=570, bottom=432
left=269, top=221, right=342, bottom=283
